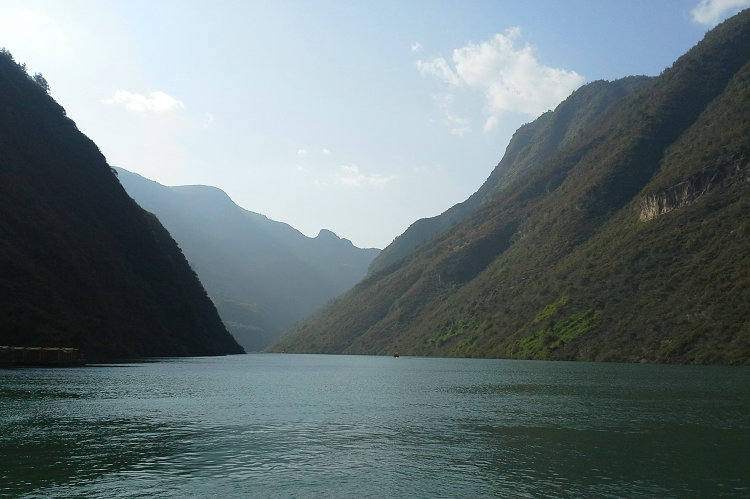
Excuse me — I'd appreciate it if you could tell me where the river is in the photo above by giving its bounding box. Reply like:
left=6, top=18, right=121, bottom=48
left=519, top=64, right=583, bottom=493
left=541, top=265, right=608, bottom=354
left=2, top=354, right=748, bottom=497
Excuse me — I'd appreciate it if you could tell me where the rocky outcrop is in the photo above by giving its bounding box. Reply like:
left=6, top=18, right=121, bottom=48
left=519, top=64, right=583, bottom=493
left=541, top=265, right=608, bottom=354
left=640, top=156, right=750, bottom=221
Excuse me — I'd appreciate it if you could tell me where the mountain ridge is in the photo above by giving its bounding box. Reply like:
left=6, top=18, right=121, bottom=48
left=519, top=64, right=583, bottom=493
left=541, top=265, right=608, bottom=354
left=369, top=75, right=651, bottom=273
left=115, top=168, right=379, bottom=351
left=0, top=49, right=243, bottom=359
left=272, top=10, right=750, bottom=364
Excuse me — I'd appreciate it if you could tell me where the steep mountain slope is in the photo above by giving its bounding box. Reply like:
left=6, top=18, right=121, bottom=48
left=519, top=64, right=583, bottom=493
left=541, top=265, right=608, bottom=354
left=369, top=76, right=650, bottom=273
left=272, top=10, right=750, bottom=364
left=0, top=49, right=243, bottom=359
left=115, top=168, right=379, bottom=351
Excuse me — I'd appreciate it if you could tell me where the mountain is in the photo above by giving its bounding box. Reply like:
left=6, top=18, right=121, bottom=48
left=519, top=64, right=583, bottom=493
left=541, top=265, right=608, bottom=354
left=369, top=75, right=651, bottom=273
left=114, top=168, right=380, bottom=351
left=272, top=10, right=750, bottom=365
left=0, top=49, right=243, bottom=360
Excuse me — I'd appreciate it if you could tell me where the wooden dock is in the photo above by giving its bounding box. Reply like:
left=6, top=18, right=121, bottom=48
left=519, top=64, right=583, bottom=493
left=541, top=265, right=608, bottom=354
left=0, top=346, right=86, bottom=367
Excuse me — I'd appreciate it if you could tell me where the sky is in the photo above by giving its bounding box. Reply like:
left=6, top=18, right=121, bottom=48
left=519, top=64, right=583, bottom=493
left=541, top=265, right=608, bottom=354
left=1, top=0, right=748, bottom=249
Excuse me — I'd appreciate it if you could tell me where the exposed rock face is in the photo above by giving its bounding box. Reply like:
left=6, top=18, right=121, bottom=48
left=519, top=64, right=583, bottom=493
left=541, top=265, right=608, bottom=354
left=640, top=157, right=750, bottom=220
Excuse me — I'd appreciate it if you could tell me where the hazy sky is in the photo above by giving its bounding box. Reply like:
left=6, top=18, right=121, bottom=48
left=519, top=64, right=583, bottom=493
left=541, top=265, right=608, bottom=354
left=1, top=0, right=747, bottom=248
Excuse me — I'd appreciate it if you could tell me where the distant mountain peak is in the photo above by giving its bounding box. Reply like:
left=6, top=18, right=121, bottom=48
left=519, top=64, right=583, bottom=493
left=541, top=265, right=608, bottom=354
left=316, top=228, right=340, bottom=239
left=115, top=167, right=380, bottom=351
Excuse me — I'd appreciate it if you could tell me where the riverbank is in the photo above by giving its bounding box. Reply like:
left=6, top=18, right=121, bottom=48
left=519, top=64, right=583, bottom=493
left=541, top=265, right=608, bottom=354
left=0, top=346, right=85, bottom=367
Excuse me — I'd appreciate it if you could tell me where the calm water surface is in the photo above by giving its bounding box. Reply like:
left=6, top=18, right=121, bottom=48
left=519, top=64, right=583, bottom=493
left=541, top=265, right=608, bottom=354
left=1, top=354, right=749, bottom=497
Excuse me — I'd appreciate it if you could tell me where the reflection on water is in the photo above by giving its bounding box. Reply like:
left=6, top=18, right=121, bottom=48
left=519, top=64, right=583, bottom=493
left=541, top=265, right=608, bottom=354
left=1, top=355, right=749, bottom=497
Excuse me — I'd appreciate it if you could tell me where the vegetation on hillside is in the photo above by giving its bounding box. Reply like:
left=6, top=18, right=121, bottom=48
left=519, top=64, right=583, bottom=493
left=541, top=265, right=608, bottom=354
left=369, top=76, right=650, bottom=273
left=272, top=10, right=750, bottom=365
left=0, top=49, right=243, bottom=359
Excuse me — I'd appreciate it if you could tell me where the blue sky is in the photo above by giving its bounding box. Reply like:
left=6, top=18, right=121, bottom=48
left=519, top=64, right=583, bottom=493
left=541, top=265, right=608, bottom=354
left=1, top=0, right=748, bottom=248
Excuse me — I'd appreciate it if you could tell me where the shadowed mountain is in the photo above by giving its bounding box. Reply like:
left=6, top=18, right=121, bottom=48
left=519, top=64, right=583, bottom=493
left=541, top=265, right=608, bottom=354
left=0, top=49, right=243, bottom=360
left=272, top=10, right=750, bottom=365
left=115, top=168, right=380, bottom=351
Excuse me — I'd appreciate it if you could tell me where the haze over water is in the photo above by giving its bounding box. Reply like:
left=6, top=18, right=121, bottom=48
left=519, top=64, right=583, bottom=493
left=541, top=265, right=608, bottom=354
left=2, top=354, right=749, bottom=497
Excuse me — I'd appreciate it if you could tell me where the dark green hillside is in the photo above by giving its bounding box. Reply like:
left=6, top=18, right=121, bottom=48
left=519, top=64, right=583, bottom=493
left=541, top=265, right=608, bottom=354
left=272, top=10, right=750, bottom=364
left=0, top=49, right=243, bottom=359
left=115, top=168, right=379, bottom=351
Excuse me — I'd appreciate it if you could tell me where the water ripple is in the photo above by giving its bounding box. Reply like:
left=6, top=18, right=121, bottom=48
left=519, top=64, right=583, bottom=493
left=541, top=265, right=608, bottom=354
left=2, top=355, right=749, bottom=498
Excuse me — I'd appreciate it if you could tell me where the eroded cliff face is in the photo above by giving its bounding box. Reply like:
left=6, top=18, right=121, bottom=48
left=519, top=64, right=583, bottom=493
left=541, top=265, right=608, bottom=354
left=640, top=157, right=750, bottom=221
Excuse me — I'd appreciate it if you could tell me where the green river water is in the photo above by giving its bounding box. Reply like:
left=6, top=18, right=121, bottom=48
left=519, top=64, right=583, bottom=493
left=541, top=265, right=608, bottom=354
left=1, top=354, right=748, bottom=497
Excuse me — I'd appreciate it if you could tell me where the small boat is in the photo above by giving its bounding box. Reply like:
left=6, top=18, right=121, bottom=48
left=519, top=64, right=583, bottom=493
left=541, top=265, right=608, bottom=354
left=393, top=352, right=399, bottom=357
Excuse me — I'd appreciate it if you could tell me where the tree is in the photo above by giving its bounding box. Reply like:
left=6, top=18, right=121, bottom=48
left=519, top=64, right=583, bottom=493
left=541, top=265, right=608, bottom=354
left=32, top=73, right=50, bottom=93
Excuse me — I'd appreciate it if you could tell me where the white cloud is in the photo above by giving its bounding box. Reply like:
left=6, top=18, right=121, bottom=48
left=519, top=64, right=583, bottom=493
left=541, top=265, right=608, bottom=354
left=411, top=42, right=423, bottom=53
left=446, top=114, right=471, bottom=136
left=298, top=147, right=331, bottom=157
left=334, top=164, right=396, bottom=188
left=418, top=57, right=461, bottom=85
left=482, top=116, right=499, bottom=133
left=105, top=90, right=184, bottom=113
left=430, top=92, right=473, bottom=136
left=368, top=174, right=398, bottom=187
left=691, top=0, right=750, bottom=25
left=417, top=27, right=584, bottom=129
